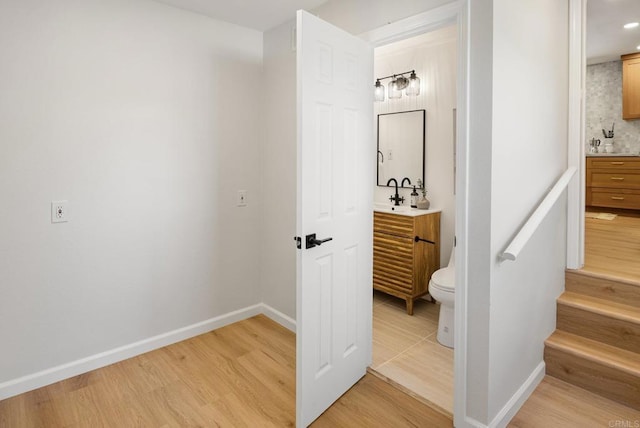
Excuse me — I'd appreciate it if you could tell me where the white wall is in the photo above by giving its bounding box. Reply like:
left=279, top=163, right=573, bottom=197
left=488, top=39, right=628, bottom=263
left=374, top=25, right=457, bottom=266
left=0, top=0, right=263, bottom=387
left=464, top=0, right=494, bottom=422
left=486, top=0, right=569, bottom=423
left=261, top=21, right=297, bottom=320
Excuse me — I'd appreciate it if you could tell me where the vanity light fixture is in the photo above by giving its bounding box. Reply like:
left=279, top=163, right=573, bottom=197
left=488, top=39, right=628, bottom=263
left=374, top=70, right=420, bottom=102
left=624, top=22, right=639, bottom=29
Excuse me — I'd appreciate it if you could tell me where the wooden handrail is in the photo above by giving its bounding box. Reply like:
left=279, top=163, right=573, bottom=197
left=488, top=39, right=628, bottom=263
left=499, top=167, right=577, bottom=262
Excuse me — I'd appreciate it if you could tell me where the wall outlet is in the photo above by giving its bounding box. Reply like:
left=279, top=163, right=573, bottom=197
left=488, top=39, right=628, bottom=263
left=51, top=200, right=69, bottom=223
left=237, top=190, right=247, bottom=207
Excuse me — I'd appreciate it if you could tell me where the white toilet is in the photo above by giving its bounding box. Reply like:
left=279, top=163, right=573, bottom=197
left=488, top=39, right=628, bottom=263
left=428, top=247, right=455, bottom=348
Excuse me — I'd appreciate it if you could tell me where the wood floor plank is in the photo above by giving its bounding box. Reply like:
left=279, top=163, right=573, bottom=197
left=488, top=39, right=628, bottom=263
left=311, top=374, right=452, bottom=428
left=370, top=295, right=454, bottom=417
left=0, top=314, right=447, bottom=427
left=584, top=214, right=640, bottom=281
left=374, top=338, right=454, bottom=416
left=509, top=376, right=640, bottom=427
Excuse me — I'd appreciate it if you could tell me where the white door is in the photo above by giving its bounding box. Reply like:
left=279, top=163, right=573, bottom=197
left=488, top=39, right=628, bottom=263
left=296, top=10, right=374, bottom=427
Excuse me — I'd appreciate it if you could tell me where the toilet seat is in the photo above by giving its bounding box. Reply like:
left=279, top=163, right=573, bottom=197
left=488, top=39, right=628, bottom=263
left=430, top=266, right=454, bottom=292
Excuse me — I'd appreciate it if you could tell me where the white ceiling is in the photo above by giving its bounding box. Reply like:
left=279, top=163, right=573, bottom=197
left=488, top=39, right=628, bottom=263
left=154, top=1, right=639, bottom=63
left=588, top=0, right=640, bottom=64
left=153, top=0, right=329, bottom=32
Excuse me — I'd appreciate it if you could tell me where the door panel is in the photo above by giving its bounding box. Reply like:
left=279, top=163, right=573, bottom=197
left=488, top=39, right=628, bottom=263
left=296, top=10, right=373, bottom=427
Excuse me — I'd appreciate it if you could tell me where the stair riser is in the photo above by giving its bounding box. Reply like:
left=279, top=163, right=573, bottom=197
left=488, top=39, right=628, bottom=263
left=557, top=304, right=640, bottom=354
left=566, top=271, right=640, bottom=307
left=545, top=346, right=640, bottom=410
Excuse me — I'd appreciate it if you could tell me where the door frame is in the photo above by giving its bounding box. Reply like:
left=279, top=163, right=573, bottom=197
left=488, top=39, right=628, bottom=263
left=566, top=0, right=586, bottom=270
left=359, top=2, right=469, bottom=426
left=359, top=1, right=586, bottom=425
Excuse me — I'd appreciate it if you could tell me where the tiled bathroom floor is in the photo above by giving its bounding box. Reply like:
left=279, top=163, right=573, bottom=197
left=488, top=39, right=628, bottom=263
left=371, top=291, right=454, bottom=416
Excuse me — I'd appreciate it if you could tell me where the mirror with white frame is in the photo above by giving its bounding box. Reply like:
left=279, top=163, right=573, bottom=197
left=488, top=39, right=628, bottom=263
left=377, top=109, right=425, bottom=187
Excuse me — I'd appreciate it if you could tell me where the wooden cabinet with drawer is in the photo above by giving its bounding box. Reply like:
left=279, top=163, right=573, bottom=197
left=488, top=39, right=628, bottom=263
left=586, top=157, right=640, bottom=210
left=373, top=210, right=440, bottom=315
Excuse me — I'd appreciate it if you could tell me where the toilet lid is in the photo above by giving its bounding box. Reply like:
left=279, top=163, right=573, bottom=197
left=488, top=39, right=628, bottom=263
left=430, top=266, right=455, bottom=291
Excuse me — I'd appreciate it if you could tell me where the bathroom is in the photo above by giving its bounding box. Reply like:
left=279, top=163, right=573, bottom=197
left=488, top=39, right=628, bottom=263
left=370, top=24, right=457, bottom=415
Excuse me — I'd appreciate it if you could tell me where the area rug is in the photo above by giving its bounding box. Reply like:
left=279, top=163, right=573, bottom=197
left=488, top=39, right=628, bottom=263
left=585, top=212, right=617, bottom=220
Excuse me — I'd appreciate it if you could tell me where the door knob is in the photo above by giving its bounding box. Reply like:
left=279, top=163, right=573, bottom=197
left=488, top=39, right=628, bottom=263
left=305, top=233, right=333, bottom=249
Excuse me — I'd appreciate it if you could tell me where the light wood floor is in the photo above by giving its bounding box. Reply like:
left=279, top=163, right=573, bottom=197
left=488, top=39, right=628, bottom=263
left=583, top=211, right=640, bottom=281
left=509, top=376, right=640, bottom=427
left=371, top=290, right=454, bottom=417
left=0, top=315, right=451, bottom=427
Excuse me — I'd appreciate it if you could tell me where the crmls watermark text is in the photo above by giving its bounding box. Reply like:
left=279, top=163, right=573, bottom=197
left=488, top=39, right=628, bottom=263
left=609, top=420, right=640, bottom=428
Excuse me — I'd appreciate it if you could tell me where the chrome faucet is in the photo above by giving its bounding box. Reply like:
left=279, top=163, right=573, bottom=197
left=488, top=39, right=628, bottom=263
left=387, top=178, right=404, bottom=206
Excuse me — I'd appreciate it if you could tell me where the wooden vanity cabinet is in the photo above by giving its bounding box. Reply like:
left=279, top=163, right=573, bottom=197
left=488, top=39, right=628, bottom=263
left=373, top=211, right=440, bottom=315
left=586, top=157, right=640, bottom=210
left=622, top=52, right=640, bottom=120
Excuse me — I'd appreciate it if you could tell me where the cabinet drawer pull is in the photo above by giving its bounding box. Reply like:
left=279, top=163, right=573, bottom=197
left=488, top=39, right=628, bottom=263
left=611, top=162, right=625, bottom=165
left=610, top=177, right=625, bottom=181
left=611, top=196, right=625, bottom=200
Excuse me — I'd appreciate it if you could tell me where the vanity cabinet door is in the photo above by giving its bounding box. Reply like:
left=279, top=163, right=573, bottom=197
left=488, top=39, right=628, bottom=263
left=373, top=232, right=414, bottom=292
left=623, top=52, right=640, bottom=120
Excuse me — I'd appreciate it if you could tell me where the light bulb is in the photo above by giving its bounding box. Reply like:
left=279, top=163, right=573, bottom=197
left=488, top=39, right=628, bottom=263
left=388, top=78, right=402, bottom=99
left=406, top=71, right=420, bottom=96
left=374, top=80, right=385, bottom=102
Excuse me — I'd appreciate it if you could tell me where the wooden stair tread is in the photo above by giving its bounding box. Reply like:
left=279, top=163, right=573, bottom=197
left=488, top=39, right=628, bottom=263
left=565, top=269, right=640, bottom=307
left=559, top=291, right=640, bottom=324
left=567, top=268, right=640, bottom=289
left=545, top=331, right=640, bottom=377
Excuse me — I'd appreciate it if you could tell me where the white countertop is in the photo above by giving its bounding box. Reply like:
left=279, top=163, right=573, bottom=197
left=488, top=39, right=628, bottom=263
left=586, top=152, right=640, bottom=157
left=373, top=203, right=441, bottom=217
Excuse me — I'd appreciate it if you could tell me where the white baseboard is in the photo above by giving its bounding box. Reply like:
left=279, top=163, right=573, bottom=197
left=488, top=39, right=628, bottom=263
left=459, top=417, right=489, bottom=428
left=260, top=303, right=297, bottom=333
left=488, top=362, right=545, bottom=428
left=0, top=303, right=264, bottom=401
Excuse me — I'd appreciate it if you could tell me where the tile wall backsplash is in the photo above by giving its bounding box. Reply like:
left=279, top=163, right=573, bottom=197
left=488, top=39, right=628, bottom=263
left=586, top=60, right=640, bottom=153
